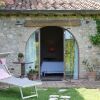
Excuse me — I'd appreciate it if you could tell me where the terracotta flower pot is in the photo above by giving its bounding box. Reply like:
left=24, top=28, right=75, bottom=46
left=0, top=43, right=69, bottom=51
left=87, top=71, right=96, bottom=81
left=27, top=73, right=38, bottom=80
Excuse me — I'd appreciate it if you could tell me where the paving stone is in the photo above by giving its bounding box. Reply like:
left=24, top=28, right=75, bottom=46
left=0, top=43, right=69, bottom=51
left=36, top=80, right=100, bottom=88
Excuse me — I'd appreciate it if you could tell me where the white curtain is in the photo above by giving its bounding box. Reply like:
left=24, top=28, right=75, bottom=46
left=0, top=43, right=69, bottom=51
left=73, top=42, right=78, bottom=79
left=25, top=32, right=36, bottom=73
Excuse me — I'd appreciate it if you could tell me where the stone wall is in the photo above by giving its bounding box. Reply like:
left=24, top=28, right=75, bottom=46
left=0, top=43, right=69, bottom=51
left=0, top=17, right=36, bottom=70
left=0, top=17, right=99, bottom=79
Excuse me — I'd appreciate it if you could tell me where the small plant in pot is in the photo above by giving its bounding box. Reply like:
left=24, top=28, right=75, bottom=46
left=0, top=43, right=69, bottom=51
left=82, top=59, right=96, bottom=81
left=27, top=67, right=38, bottom=80
left=18, top=53, right=24, bottom=63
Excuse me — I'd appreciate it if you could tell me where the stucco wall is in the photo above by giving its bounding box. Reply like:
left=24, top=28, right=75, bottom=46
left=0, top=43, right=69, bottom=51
left=0, top=17, right=99, bottom=79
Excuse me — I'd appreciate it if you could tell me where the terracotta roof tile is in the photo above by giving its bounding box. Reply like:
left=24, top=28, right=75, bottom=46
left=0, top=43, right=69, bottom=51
left=0, top=0, right=100, bottom=10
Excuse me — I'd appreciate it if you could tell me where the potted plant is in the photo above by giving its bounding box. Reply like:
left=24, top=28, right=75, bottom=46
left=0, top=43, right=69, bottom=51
left=27, top=67, right=38, bottom=80
left=18, top=53, right=24, bottom=63
left=82, top=59, right=96, bottom=81
left=86, top=65, right=96, bottom=81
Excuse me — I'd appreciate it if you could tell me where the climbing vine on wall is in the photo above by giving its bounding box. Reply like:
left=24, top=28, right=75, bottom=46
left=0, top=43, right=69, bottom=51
left=90, top=19, right=100, bottom=45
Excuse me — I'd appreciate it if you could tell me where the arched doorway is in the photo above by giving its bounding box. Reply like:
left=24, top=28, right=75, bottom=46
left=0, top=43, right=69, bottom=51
left=40, top=26, right=64, bottom=80
left=25, top=26, right=79, bottom=80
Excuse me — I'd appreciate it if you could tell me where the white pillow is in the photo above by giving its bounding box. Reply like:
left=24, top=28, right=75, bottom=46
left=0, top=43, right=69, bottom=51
left=0, top=69, right=11, bottom=80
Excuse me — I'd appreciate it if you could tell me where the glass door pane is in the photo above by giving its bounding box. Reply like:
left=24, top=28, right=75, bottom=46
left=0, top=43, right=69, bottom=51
left=25, top=30, right=40, bottom=80
left=64, top=31, right=75, bottom=80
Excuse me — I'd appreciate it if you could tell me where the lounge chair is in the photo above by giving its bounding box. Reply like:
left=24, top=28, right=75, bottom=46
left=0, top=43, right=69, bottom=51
left=0, top=61, right=42, bottom=99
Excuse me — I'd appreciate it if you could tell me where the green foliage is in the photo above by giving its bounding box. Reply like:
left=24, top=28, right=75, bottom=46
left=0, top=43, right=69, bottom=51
left=28, top=69, right=38, bottom=74
left=0, top=88, right=100, bottom=100
left=18, top=53, right=24, bottom=58
left=28, top=65, right=38, bottom=75
left=90, top=34, right=100, bottom=45
left=90, top=19, right=100, bottom=45
left=96, top=26, right=100, bottom=33
left=96, top=19, right=100, bottom=33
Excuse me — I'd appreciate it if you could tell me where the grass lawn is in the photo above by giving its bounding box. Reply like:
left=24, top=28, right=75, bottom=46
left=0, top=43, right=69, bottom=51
left=0, top=87, right=100, bottom=100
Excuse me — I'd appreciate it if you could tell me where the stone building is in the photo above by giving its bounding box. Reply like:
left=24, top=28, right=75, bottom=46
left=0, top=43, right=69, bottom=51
left=0, top=0, right=100, bottom=81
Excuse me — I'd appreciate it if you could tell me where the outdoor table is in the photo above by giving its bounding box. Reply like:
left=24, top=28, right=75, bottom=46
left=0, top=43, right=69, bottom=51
left=13, top=62, right=33, bottom=77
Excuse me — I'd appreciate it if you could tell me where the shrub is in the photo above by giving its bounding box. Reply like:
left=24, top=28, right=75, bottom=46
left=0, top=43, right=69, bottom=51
left=90, top=34, right=100, bottom=45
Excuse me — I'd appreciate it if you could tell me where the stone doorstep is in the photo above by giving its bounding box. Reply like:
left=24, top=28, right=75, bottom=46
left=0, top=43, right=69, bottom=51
left=49, top=98, right=58, bottom=100
left=49, top=95, right=71, bottom=100
left=60, top=96, right=71, bottom=99
left=49, top=95, right=59, bottom=98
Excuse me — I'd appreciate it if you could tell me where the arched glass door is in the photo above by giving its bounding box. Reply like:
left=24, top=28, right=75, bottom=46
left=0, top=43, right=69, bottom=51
left=25, top=31, right=40, bottom=79
left=64, top=30, right=79, bottom=80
